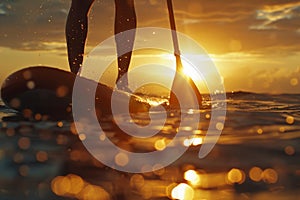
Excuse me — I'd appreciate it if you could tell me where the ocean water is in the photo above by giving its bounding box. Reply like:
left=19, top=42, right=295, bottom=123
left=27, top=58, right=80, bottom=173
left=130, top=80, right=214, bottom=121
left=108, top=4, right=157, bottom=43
left=0, top=92, right=300, bottom=200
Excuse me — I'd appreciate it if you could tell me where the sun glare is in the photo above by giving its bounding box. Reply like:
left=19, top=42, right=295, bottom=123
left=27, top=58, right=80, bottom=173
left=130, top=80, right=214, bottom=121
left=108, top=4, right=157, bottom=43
left=161, top=53, right=208, bottom=93
left=181, top=59, right=202, bottom=83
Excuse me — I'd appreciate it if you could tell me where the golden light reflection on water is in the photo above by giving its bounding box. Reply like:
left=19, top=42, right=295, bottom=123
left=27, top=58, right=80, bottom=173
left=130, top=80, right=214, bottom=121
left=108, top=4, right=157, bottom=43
left=79, top=133, right=87, bottom=141
left=1, top=91, right=299, bottom=200
left=279, top=126, right=285, bottom=133
left=51, top=176, right=71, bottom=196
left=249, top=167, right=263, bottom=182
left=154, top=139, right=167, bottom=151
left=153, top=165, right=165, bottom=176
left=227, top=168, right=246, bottom=184
left=262, top=168, right=278, bottom=184
left=130, top=174, right=145, bottom=190
left=286, top=116, right=294, bottom=125
left=215, top=122, right=224, bottom=131
left=49, top=160, right=282, bottom=199
left=35, top=113, right=42, bottom=121
left=192, top=138, right=203, bottom=146
left=183, top=137, right=203, bottom=147
left=57, top=121, right=64, bottom=128
left=171, top=183, right=194, bottom=200
left=184, top=170, right=200, bottom=185
left=51, top=174, right=110, bottom=200
left=257, top=128, right=263, bottom=134
left=70, top=122, right=78, bottom=135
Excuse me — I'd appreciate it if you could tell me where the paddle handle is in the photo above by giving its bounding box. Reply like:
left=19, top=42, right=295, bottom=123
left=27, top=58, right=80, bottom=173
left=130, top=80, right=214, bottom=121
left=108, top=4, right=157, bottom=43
left=167, top=0, right=180, bottom=59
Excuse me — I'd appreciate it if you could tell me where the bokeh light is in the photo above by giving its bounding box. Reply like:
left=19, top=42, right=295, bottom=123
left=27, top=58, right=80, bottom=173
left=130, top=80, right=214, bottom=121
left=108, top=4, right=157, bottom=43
left=171, top=183, right=194, bottom=200
left=26, top=80, right=35, bottom=89
left=284, top=146, right=295, bottom=156
left=286, top=116, right=294, bottom=125
left=249, top=167, right=263, bottom=182
left=115, top=152, right=129, bottom=166
left=130, top=174, right=145, bottom=190
left=262, top=168, right=278, bottom=184
left=154, top=139, right=166, bottom=151
left=18, top=137, right=31, bottom=150
left=51, top=174, right=110, bottom=199
left=290, top=78, right=298, bottom=86
left=56, top=85, right=69, bottom=97
left=227, top=168, right=245, bottom=184
left=184, top=170, right=200, bottom=185
left=36, top=151, right=48, bottom=162
left=257, top=128, right=263, bottom=134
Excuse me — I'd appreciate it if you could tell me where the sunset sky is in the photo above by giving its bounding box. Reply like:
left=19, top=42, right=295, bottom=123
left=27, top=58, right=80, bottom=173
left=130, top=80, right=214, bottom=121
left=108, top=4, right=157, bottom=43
left=0, top=0, right=299, bottom=94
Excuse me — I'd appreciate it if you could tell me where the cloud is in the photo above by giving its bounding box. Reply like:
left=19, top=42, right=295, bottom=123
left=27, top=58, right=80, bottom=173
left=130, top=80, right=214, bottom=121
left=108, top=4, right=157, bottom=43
left=0, top=0, right=69, bottom=51
left=0, top=2, right=12, bottom=16
left=0, top=0, right=299, bottom=56
left=250, top=1, right=300, bottom=30
left=215, top=51, right=300, bottom=93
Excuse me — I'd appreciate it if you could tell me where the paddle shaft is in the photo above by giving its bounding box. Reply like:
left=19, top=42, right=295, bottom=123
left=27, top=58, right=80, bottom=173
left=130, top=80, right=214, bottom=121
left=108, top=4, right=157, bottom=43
left=166, top=0, right=202, bottom=108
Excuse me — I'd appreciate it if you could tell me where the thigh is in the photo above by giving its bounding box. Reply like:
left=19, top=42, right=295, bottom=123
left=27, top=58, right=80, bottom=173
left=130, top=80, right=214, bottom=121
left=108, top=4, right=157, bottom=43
left=71, top=0, right=95, bottom=11
left=115, top=0, right=135, bottom=10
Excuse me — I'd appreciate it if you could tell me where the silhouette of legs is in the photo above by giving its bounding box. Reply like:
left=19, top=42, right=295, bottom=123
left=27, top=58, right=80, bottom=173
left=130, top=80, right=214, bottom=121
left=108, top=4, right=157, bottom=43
left=66, top=0, right=136, bottom=90
left=66, top=0, right=95, bottom=74
left=114, top=0, right=136, bottom=90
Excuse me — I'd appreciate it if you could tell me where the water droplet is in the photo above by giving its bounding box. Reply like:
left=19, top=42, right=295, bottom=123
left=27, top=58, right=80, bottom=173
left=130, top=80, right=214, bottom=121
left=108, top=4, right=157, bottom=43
left=290, top=78, right=298, bottom=86
left=27, top=81, right=35, bottom=89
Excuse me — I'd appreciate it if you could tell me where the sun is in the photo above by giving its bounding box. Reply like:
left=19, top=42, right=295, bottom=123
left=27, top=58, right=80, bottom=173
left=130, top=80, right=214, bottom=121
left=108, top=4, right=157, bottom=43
left=162, top=53, right=207, bottom=93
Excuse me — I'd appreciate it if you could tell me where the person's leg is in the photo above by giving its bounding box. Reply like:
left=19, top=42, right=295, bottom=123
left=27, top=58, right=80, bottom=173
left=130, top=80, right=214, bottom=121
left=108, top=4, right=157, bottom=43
left=66, top=0, right=95, bottom=74
left=114, top=0, right=136, bottom=89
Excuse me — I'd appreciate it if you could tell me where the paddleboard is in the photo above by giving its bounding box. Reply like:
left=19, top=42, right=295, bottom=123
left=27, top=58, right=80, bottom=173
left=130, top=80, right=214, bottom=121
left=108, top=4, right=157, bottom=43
left=1, top=66, right=150, bottom=120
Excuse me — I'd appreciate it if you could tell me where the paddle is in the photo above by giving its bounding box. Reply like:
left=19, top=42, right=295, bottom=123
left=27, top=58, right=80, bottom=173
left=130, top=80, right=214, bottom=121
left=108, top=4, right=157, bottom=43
left=166, top=0, right=202, bottom=109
